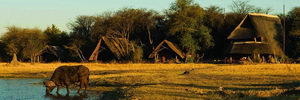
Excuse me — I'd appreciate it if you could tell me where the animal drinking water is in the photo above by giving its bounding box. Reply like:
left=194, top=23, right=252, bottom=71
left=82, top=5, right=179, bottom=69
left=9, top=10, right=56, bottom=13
left=43, top=65, right=90, bottom=95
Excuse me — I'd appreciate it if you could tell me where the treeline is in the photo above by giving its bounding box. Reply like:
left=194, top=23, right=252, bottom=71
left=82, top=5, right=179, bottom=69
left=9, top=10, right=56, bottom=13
left=0, top=0, right=299, bottom=63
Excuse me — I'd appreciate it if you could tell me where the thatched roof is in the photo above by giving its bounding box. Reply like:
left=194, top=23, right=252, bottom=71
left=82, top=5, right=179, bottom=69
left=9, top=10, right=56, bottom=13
left=89, top=37, right=133, bottom=60
left=148, top=40, right=185, bottom=59
left=227, top=13, right=284, bottom=56
left=227, top=13, right=283, bottom=42
left=228, top=41, right=275, bottom=55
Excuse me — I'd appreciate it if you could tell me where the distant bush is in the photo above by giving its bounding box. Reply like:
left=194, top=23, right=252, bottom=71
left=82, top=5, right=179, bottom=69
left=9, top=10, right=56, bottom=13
left=129, top=41, right=143, bottom=63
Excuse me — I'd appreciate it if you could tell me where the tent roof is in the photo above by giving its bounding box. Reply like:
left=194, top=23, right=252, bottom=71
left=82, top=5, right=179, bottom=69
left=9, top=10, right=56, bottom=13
left=89, top=37, right=133, bottom=60
left=227, top=13, right=283, bottom=41
left=148, top=40, right=185, bottom=59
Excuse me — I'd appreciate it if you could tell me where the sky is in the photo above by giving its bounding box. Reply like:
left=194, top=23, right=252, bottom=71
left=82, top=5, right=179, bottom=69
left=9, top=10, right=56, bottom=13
left=0, top=0, right=299, bottom=35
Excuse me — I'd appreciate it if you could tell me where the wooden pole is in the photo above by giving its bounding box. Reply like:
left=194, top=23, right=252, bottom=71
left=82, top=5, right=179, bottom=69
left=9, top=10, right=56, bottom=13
left=283, top=4, right=286, bottom=54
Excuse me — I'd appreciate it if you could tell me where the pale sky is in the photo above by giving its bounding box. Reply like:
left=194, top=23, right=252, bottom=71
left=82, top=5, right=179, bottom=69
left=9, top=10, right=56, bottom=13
left=0, top=0, right=299, bottom=35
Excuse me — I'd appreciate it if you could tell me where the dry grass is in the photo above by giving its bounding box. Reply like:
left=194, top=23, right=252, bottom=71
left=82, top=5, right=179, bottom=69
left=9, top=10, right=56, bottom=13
left=1, top=63, right=300, bottom=99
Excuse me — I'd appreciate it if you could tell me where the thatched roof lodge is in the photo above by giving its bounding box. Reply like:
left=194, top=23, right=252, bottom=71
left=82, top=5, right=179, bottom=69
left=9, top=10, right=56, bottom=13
left=227, top=13, right=284, bottom=57
left=36, top=45, right=66, bottom=62
left=148, top=40, right=185, bottom=63
left=89, top=36, right=133, bottom=62
left=228, top=41, right=274, bottom=55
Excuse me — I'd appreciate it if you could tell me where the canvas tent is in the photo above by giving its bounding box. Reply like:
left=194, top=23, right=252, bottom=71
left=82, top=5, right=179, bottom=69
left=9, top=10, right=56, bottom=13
left=36, top=45, right=66, bottom=62
left=227, top=13, right=284, bottom=57
left=89, top=36, right=133, bottom=61
left=148, top=40, right=185, bottom=63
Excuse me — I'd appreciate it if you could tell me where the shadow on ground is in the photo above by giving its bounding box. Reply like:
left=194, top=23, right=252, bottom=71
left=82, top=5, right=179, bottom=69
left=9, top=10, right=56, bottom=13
left=240, top=81, right=300, bottom=89
left=89, top=80, right=300, bottom=100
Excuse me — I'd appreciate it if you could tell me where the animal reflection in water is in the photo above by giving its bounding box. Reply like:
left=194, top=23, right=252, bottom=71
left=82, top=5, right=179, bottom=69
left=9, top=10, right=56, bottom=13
left=43, top=65, right=90, bottom=95
left=45, top=93, right=88, bottom=100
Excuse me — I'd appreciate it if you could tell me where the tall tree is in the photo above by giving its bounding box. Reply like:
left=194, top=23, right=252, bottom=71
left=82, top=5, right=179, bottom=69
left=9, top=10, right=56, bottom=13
left=230, top=0, right=254, bottom=14
left=92, top=8, right=164, bottom=59
left=203, top=6, right=227, bottom=58
left=44, top=24, right=70, bottom=46
left=166, top=0, right=214, bottom=62
left=288, top=7, right=300, bottom=36
left=1, top=26, right=46, bottom=62
left=230, top=0, right=272, bottom=14
left=285, top=7, right=300, bottom=58
left=93, top=8, right=160, bottom=43
left=69, top=16, right=97, bottom=62
left=0, top=41, right=9, bottom=62
left=204, top=6, right=225, bottom=30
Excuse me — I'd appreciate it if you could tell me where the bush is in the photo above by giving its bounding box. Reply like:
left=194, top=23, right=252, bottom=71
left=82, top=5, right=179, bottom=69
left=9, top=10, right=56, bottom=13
left=130, top=42, right=143, bottom=63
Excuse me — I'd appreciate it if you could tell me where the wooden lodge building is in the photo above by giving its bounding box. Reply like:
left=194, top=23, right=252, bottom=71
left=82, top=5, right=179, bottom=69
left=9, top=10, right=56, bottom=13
left=226, top=13, right=285, bottom=63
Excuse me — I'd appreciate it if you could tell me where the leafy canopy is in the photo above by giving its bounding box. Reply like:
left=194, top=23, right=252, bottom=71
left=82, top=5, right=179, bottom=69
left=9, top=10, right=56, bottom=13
left=166, top=0, right=214, bottom=62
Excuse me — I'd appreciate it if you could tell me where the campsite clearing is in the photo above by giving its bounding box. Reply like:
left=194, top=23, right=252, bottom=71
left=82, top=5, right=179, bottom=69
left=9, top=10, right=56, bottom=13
left=0, top=63, right=300, bottom=99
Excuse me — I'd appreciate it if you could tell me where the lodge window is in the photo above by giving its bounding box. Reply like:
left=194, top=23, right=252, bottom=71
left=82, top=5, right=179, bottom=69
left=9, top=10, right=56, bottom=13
left=254, top=37, right=263, bottom=42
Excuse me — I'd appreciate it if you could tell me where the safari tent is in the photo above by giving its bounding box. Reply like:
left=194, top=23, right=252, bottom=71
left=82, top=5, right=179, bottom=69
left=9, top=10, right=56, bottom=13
left=36, top=45, right=66, bottom=62
left=148, top=40, right=185, bottom=63
left=89, top=36, right=133, bottom=62
left=227, top=13, right=284, bottom=58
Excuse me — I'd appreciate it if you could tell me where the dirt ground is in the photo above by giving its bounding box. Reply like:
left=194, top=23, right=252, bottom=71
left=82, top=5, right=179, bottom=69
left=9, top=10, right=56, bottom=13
left=1, top=63, right=300, bottom=100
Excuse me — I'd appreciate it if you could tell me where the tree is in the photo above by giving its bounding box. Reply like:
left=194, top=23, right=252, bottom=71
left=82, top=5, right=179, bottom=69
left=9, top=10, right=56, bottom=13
left=166, top=0, right=214, bottom=62
left=203, top=6, right=226, bottom=58
left=204, top=6, right=225, bottom=30
left=0, top=41, right=9, bottom=62
left=23, top=29, right=46, bottom=63
left=253, top=7, right=273, bottom=14
left=1, top=26, right=46, bottom=63
left=230, top=0, right=272, bottom=14
left=44, top=24, right=70, bottom=46
left=285, top=7, right=300, bottom=58
left=93, top=8, right=160, bottom=42
left=230, top=0, right=254, bottom=14
left=92, top=8, right=164, bottom=60
left=288, top=7, right=300, bottom=36
left=69, top=16, right=97, bottom=62
left=91, top=12, right=112, bottom=41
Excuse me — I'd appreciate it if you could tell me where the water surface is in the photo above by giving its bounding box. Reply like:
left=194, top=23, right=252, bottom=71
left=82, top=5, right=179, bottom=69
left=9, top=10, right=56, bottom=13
left=0, top=79, right=101, bottom=100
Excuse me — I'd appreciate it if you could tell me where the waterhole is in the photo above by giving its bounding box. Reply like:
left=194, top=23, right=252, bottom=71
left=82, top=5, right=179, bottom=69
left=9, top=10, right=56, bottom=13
left=0, top=79, right=102, bottom=100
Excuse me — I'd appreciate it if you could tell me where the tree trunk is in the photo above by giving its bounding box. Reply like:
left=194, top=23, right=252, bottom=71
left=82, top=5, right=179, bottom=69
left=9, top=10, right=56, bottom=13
left=30, top=56, right=34, bottom=64
left=147, top=27, right=154, bottom=50
left=77, top=49, right=86, bottom=62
